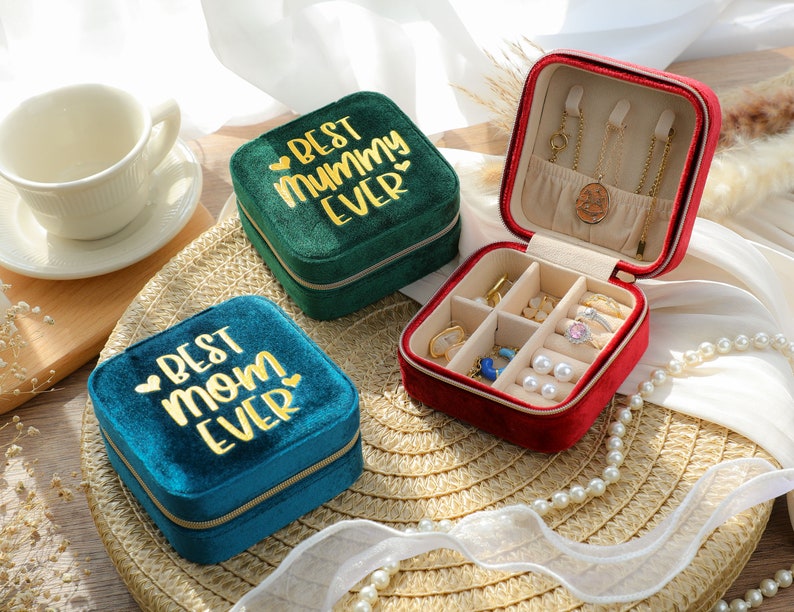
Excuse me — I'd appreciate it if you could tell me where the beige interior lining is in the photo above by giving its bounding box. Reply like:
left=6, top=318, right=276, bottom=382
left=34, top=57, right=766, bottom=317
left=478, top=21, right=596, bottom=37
left=409, top=247, right=637, bottom=408
left=511, top=63, right=698, bottom=267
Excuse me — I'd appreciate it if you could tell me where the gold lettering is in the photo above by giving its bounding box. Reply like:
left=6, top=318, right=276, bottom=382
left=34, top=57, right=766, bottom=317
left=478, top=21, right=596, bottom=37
left=376, top=172, right=407, bottom=201
left=231, top=351, right=288, bottom=391
left=307, top=166, right=341, bottom=195
left=304, top=129, right=332, bottom=156
left=156, top=354, right=190, bottom=385
left=195, top=333, right=228, bottom=365
left=241, top=396, right=279, bottom=431
left=176, top=343, right=210, bottom=374
left=196, top=419, right=235, bottom=455
left=214, top=326, right=244, bottom=354
left=359, top=177, right=387, bottom=207
left=321, top=195, right=351, bottom=226
left=352, top=131, right=409, bottom=171
left=353, top=139, right=393, bottom=170
left=206, top=372, right=239, bottom=403
left=217, top=406, right=255, bottom=441
left=324, top=151, right=366, bottom=183
left=262, top=389, right=298, bottom=421
left=161, top=386, right=219, bottom=427
left=336, top=116, right=362, bottom=140
left=286, top=137, right=314, bottom=164
left=273, top=174, right=314, bottom=207
left=337, top=184, right=370, bottom=216
left=384, top=130, right=410, bottom=155
left=320, top=121, right=348, bottom=148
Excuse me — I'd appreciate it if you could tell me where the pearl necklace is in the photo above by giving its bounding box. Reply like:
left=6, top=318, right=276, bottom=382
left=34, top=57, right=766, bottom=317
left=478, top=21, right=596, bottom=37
left=352, top=332, right=794, bottom=612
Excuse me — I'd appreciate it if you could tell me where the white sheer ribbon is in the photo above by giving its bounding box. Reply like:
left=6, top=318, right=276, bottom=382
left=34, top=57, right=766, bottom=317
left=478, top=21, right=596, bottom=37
left=232, top=459, right=794, bottom=611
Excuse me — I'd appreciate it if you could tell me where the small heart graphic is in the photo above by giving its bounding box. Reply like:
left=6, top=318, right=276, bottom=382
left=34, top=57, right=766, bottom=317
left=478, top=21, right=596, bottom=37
left=269, top=156, right=291, bottom=171
left=394, top=160, right=411, bottom=172
left=135, top=375, right=161, bottom=394
left=281, top=374, right=302, bottom=387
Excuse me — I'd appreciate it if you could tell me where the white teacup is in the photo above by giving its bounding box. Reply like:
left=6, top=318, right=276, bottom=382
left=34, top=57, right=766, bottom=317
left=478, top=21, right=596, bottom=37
left=0, top=83, right=181, bottom=240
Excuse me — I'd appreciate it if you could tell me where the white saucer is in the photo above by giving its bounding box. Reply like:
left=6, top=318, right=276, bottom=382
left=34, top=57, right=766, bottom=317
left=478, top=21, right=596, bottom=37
left=0, top=139, right=202, bottom=280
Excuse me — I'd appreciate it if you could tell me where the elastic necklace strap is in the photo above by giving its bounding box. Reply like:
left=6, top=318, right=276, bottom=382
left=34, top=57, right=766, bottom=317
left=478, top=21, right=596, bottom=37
left=565, top=84, right=584, bottom=117
left=608, top=98, right=631, bottom=128
left=655, top=109, right=676, bottom=141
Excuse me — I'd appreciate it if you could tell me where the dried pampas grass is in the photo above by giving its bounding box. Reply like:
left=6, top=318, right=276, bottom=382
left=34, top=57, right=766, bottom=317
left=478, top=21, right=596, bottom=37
left=701, top=67, right=794, bottom=220
left=699, top=125, right=794, bottom=222
left=458, top=37, right=544, bottom=136
left=718, top=68, right=794, bottom=148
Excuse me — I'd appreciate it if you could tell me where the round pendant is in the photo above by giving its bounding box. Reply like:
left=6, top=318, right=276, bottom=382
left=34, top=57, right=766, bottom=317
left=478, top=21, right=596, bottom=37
left=575, top=182, right=610, bottom=224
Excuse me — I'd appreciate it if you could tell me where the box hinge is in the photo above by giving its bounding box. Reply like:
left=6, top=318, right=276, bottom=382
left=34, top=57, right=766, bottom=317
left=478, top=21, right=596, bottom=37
left=525, top=233, right=620, bottom=281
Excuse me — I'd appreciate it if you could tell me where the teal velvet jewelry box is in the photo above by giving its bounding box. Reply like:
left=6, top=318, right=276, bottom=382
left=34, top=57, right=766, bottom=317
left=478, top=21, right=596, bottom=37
left=87, top=295, right=362, bottom=564
left=230, top=91, right=461, bottom=320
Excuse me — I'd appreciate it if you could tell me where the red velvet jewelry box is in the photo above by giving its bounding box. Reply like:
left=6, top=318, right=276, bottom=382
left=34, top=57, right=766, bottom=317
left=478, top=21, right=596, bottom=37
left=398, top=50, right=721, bottom=453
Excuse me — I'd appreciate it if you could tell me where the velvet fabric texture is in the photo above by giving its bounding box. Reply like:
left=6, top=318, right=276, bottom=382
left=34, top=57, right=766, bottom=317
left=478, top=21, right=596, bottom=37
left=231, top=91, right=460, bottom=320
left=399, top=242, right=649, bottom=452
left=88, top=295, right=362, bottom=564
left=399, top=51, right=719, bottom=452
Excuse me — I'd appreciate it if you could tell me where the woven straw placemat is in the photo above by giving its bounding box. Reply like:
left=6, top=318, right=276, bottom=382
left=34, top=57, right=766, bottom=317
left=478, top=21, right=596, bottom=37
left=81, top=215, right=775, bottom=611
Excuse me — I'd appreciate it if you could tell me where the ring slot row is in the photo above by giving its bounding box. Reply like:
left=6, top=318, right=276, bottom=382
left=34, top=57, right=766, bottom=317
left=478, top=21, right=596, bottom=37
left=579, top=290, right=632, bottom=319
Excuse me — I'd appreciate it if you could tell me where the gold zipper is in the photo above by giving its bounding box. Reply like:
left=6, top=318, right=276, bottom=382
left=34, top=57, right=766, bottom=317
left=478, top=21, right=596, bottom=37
left=101, top=427, right=361, bottom=530
left=238, top=201, right=460, bottom=291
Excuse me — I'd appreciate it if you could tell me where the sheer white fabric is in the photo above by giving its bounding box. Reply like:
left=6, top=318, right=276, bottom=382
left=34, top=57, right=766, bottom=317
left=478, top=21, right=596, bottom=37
left=231, top=459, right=794, bottom=610
left=2, top=1, right=792, bottom=136
left=4, top=1, right=794, bottom=607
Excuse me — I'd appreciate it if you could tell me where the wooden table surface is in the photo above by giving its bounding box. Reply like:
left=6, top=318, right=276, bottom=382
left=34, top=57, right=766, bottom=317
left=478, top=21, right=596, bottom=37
left=4, top=46, right=794, bottom=611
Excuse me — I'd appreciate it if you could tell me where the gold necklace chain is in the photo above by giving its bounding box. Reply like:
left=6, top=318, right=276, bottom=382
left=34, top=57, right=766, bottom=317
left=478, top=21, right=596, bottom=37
left=592, top=121, right=625, bottom=185
left=636, top=129, right=675, bottom=261
left=549, top=108, right=584, bottom=170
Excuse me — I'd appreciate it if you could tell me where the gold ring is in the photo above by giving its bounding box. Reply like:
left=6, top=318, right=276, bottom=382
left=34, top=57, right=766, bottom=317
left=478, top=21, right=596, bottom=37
left=582, top=294, right=623, bottom=319
left=564, top=320, right=601, bottom=349
left=429, top=324, right=466, bottom=359
left=484, top=273, right=510, bottom=307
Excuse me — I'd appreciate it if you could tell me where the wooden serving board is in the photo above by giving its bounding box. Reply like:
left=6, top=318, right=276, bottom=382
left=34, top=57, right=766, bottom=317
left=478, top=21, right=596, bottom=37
left=0, top=204, right=215, bottom=414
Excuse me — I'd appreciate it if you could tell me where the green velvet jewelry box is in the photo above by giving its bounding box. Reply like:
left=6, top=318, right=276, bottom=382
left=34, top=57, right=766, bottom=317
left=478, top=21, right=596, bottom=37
left=87, top=295, right=362, bottom=564
left=230, top=91, right=461, bottom=320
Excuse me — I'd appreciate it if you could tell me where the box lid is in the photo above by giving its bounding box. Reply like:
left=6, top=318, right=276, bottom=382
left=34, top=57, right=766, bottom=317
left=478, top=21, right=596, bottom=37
left=500, top=50, right=721, bottom=281
left=230, top=91, right=460, bottom=288
left=88, top=295, right=360, bottom=526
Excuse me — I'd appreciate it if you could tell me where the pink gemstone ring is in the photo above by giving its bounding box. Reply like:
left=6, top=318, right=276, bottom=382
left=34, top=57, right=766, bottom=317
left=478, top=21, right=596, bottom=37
left=564, top=321, right=601, bottom=349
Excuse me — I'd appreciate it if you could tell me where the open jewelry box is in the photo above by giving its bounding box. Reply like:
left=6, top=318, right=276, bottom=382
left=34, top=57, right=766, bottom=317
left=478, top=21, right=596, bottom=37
left=398, top=50, right=721, bottom=452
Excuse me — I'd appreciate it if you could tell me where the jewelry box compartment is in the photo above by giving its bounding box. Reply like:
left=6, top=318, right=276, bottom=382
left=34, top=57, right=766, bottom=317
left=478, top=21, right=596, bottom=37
left=502, top=50, right=719, bottom=276
left=398, top=50, right=720, bottom=453
left=404, top=245, right=640, bottom=409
